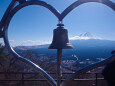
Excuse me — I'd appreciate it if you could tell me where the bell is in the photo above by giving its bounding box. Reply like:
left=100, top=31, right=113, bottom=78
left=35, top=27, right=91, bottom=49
left=49, top=24, right=73, bottom=49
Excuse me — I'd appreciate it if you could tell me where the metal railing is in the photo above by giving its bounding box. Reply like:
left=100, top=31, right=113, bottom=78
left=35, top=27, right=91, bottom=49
left=0, top=72, right=106, bottom=86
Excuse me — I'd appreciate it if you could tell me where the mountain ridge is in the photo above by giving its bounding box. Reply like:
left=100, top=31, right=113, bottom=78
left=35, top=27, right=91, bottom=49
left=15, top=39, right=115, bottom=61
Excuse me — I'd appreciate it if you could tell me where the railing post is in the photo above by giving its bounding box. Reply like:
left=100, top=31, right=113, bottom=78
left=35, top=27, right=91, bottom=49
left=21, top=73, right=24, bottom=86
left=95, top=73, right=98, bottom=86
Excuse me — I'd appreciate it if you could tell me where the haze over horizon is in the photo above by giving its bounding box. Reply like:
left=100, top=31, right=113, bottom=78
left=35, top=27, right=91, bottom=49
left=8, top=32, right=115, bottom=46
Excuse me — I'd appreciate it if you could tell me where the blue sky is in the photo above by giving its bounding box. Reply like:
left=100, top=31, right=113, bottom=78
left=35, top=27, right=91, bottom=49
left=0, top=0, right=115, bottom=46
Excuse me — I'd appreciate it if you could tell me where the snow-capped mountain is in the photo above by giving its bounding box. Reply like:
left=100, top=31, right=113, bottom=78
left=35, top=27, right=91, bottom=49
left=70, top=32, right=102, bottom=40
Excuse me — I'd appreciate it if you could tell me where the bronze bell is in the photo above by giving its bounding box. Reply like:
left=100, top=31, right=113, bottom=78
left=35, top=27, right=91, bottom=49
left=49, top=24, right=73, bottom=49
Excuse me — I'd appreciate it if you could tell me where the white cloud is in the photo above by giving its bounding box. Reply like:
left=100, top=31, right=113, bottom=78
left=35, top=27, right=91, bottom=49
left=22, top=40, right=51, bottom=46
left=8, top=40, right=51, bottom=46
left=9, top=40, right=15, bottom=42
left=69, top=36, right=103, bottom=40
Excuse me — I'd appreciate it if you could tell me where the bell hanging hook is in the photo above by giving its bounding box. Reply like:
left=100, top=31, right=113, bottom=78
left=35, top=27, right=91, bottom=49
left=57, top=20, right=64, bottom=28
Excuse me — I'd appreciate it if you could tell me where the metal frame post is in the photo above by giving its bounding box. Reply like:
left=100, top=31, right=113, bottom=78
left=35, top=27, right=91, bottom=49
left=57, top=49, right=62, bottom=86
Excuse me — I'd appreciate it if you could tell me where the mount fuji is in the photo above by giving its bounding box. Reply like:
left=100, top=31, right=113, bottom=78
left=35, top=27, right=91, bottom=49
left=70, top=32, right=102, bottom=40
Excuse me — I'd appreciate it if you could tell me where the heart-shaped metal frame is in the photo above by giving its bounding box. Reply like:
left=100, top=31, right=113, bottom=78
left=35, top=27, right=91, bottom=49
left=0, top=0, right=115, bottom=86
